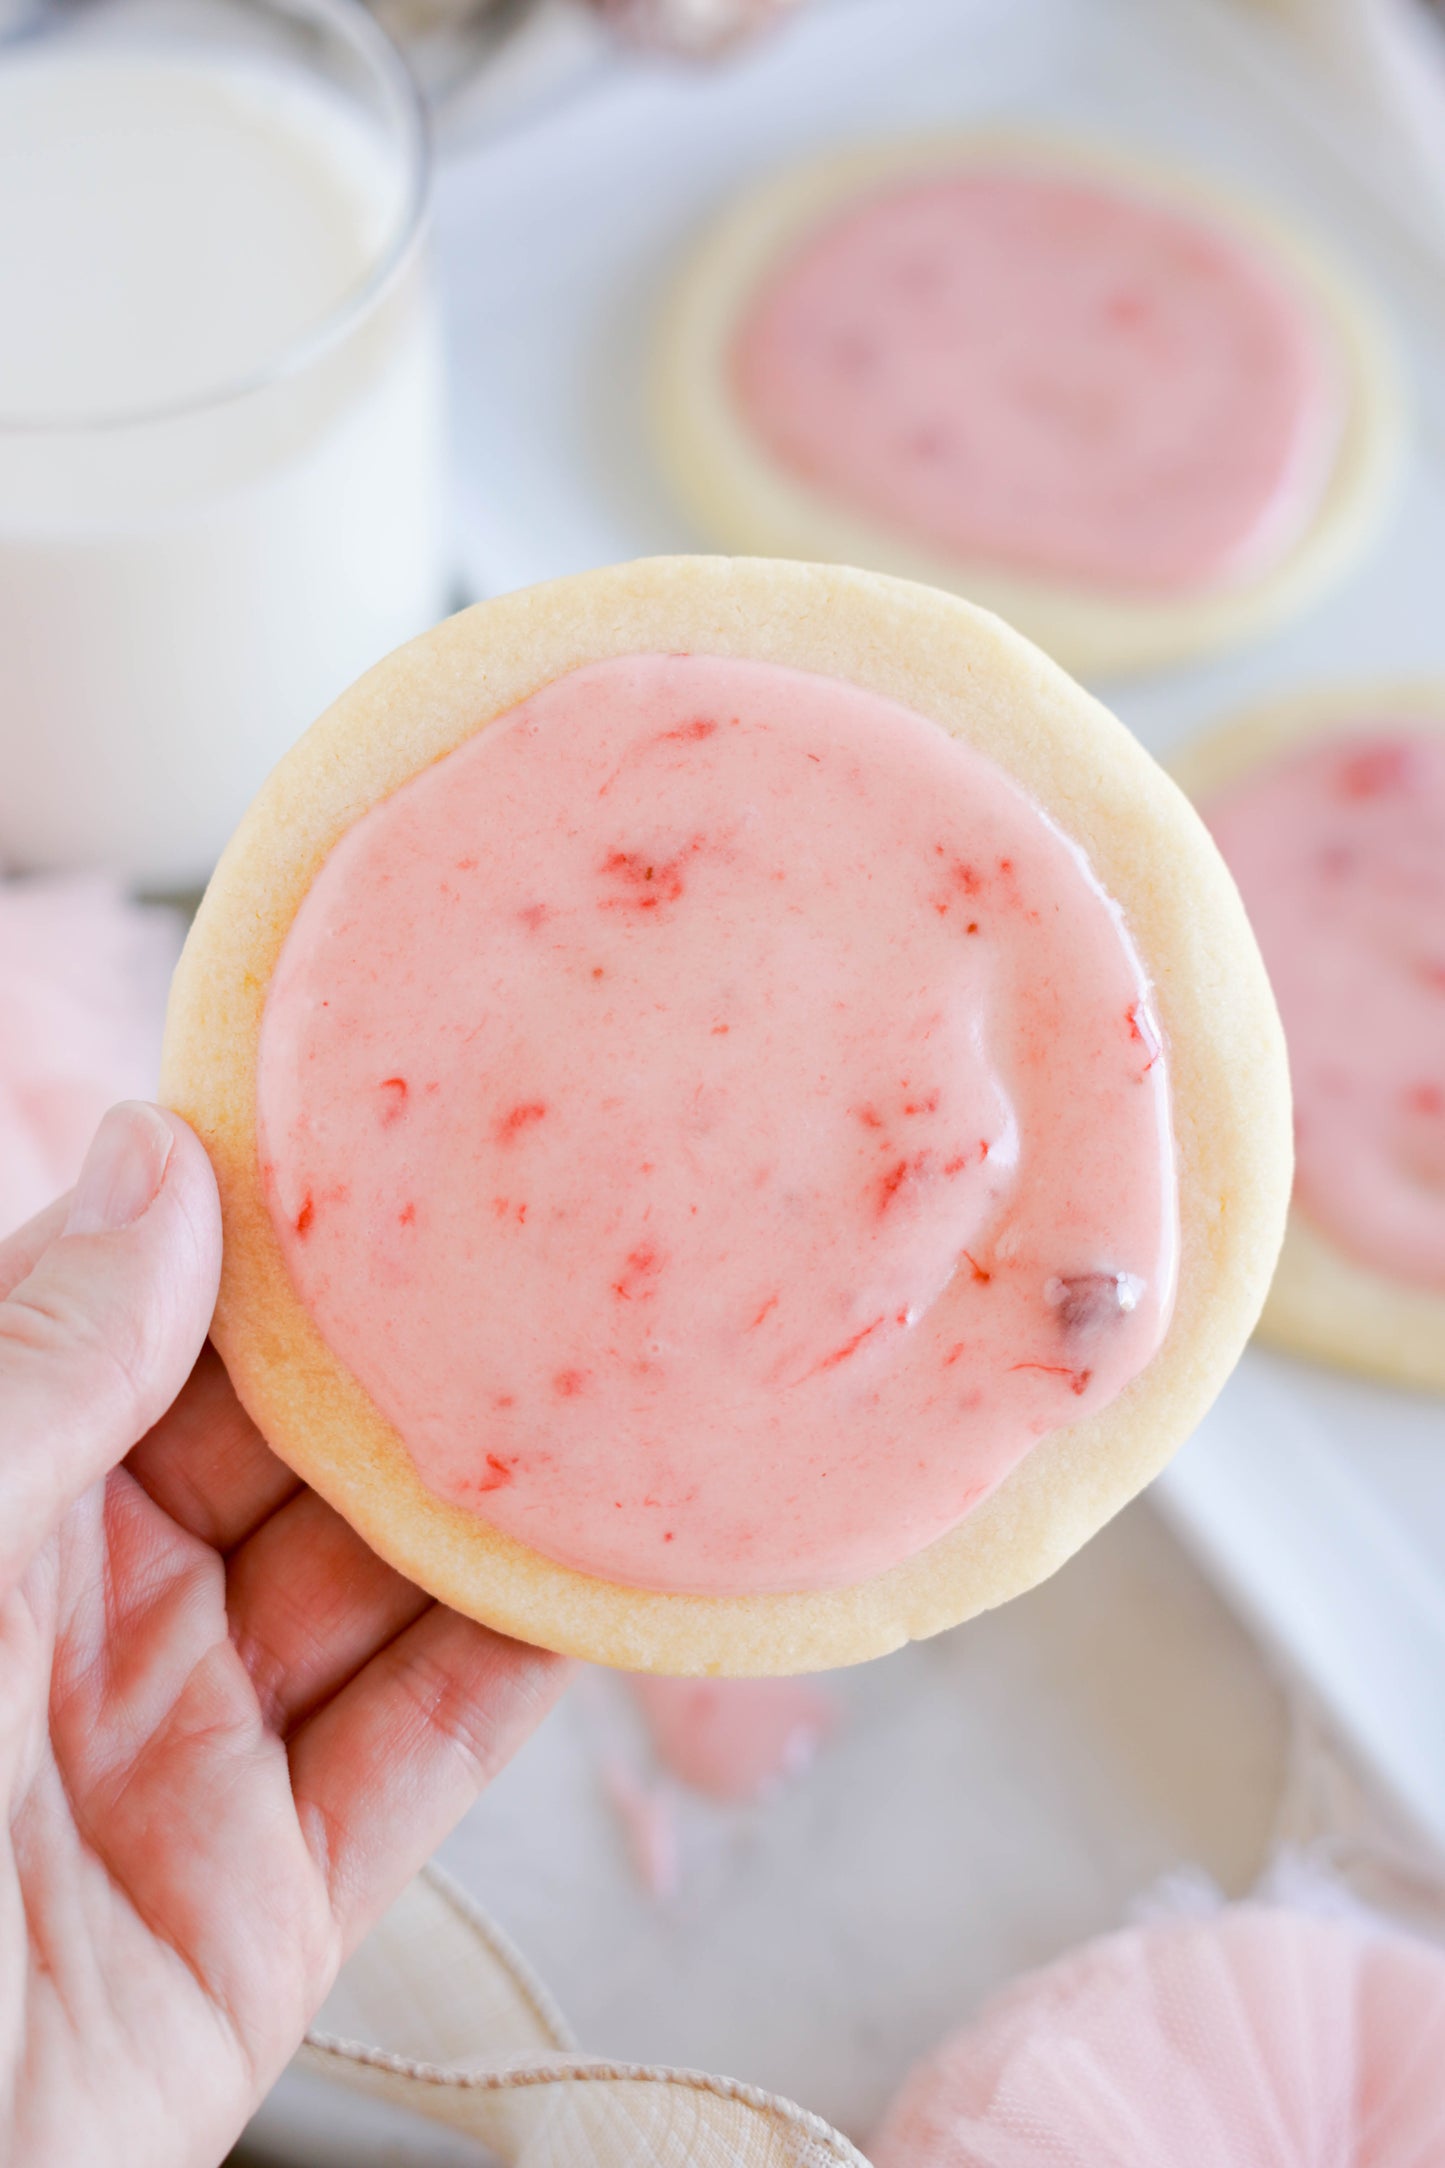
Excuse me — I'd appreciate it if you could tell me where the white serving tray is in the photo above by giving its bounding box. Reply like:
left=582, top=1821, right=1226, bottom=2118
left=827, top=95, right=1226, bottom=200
left=431, top=0, right=1445, bottom=1848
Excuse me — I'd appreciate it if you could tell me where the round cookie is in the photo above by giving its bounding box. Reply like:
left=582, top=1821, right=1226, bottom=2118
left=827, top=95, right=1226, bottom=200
left=1174, top=683, right=1445, bottom=1393
left=162, top=556, right=1290, bottom=1674
left=655, top=134, right=1400, bottom=680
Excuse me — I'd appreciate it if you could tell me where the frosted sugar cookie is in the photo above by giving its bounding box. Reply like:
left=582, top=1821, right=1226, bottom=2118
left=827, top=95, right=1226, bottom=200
left=162, top=557, right=1289, bottom=1674
left=656, top=138, right=1398, bottom=678
left=1179, top=686, right=1445, bottom=1391
left=871, top=1905, right=1445, bottom=2167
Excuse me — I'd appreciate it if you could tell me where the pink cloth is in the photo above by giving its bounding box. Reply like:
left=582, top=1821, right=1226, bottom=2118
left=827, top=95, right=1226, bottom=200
left=871, top=1904, right=1445, bottom=2166
left=599, top=1755, right=681, bottom=1901
left=628, top=1676, right=838, bottom=1804
left=0, top=873, right=180, bottom=1237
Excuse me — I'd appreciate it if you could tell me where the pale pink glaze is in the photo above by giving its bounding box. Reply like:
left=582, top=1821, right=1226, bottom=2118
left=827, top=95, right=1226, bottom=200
left=1206, top=728, right=1445, bottom=1288
left=628, top=1676, right=838, bottom=1804
left=870, top=1906, right=1445, bottom=2168
left=257, top=653, right=1177, bottom=1596
left=732, top=171, right=1341, bottom=595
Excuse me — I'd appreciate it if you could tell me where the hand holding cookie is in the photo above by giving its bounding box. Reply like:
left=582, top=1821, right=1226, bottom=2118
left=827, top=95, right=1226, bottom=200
left=0, top=1104, right=565, bottom=2168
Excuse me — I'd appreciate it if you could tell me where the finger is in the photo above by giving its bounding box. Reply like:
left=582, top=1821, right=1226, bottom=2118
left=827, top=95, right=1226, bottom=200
left=226, top=1488, right=429, bottom=1733
left=0, top=1103, right=220, bottom=1599
left=126, top=1343, right=301, bottom=1554
left=289, top=1609, right=567, bottom=1954
left=0, top=1196, right=69, bottom=1300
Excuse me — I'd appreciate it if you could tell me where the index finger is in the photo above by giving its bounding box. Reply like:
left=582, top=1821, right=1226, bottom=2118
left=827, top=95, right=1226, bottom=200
left=125, top=1343, right=301, bottom=1554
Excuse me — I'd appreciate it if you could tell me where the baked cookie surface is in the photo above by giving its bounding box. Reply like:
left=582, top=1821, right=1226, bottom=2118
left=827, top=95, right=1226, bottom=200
left=655, top=136, right=1399, bottom=679
left=1177, top=684, right=1445, bottom=1393
left=163, top=557, right=1290, bottom=1672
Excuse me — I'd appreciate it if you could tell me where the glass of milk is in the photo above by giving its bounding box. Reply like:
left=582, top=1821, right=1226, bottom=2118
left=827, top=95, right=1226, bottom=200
left=0, top=0, right=448, bottom=886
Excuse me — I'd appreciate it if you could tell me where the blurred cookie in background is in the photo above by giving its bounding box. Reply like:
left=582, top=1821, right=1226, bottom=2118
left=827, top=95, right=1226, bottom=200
left=1179, top=685, right=1445, bottom=1392
left=656, top=135, right=1402, bottom=678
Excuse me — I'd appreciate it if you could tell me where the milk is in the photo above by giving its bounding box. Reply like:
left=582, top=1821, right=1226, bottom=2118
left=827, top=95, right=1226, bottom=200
left=0, top=45, right=448, bottom=884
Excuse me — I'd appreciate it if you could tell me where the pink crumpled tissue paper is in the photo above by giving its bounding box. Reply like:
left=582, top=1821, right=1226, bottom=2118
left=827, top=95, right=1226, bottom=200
left=0, top=873, right=181, bottom=1238
left=871, top=1900, right=1445, bottom=2168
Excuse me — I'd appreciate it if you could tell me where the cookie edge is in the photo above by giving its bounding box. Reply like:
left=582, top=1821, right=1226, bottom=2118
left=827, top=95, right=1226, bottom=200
left=1174, top=679, right=1445, bottom=1394
left=162, top=555, right=1293, bottom=1672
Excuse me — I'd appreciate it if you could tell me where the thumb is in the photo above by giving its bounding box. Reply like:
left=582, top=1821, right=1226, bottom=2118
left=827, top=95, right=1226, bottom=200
left=0, top=1102, right=221, bottom=1598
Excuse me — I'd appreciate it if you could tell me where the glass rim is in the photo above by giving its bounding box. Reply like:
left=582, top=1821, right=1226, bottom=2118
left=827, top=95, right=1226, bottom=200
left=0, top=0, right=431, bottom=436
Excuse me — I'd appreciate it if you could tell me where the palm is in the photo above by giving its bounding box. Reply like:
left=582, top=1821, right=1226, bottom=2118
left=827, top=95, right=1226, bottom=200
left=2, top=1345, right=564, bottom=2168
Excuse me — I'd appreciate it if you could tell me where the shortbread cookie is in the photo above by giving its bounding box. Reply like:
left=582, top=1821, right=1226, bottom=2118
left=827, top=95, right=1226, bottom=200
left=162, top=557, right=1290, bottom=1673
left=656, top=137, right=1399, bottom=678
left=1178, top=685, right=1445, bottom=1391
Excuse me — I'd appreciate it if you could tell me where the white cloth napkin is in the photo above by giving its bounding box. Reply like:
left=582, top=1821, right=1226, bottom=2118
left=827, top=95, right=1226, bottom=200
left=301, top=1865, right=867, bottom=2164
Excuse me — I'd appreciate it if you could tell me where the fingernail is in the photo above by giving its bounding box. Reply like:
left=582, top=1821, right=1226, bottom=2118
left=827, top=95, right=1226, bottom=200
left=65, top=1103, right=175, bottom=1236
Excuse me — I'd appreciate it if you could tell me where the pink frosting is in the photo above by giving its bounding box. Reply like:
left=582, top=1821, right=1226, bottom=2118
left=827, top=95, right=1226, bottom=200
left=257, top=653, right=1177, bottom=1596
left=628, top=1676, right=837, bottom=1804
left=732, top=170, right=1341, bottom=595
left=871, top=1905, right=1445, bottom=2168
left=1206, top=728, right=1445, bottom=1288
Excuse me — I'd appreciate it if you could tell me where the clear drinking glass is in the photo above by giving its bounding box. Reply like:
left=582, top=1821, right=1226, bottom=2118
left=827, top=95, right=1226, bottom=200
left=0, top=0, right=449, bottom=885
